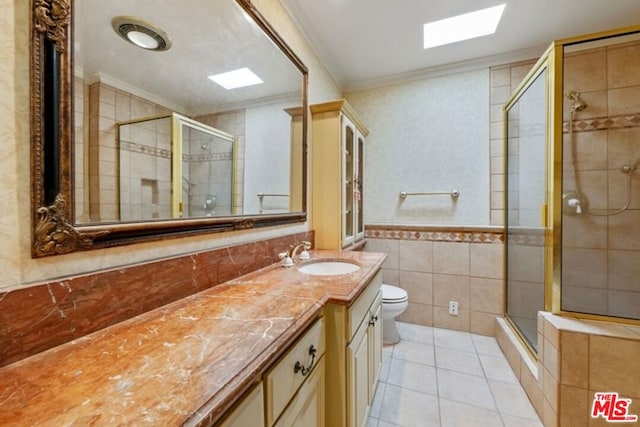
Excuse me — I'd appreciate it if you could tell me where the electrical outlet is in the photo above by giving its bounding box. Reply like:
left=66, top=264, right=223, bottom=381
left=448, top=301, right=459, bottom=316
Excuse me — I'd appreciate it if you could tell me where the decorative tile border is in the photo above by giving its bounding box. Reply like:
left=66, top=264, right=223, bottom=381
left=120, top=140, right=171, bottom=158
left=365, top=224, right=504, bottom=243
left=564, top=113, right=640, bottom=133
left=184, top=152, right=233, bottom=162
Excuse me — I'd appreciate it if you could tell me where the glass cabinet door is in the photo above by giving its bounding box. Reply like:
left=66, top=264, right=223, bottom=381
left=356, top=133, right=364, bottom=240
left=343, top=118, right=355, bottom=246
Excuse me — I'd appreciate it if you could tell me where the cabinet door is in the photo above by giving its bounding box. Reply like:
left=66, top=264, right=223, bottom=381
left=342, top=116, right=356, bottom=247
left=347, top=324, right=370, bottom=427
left=275, top=357, right=325, bottom=427
left=218, top=382, right=265, bottom=427
left=354, top=131, right=365, bottom=242
left=368, top=300, right=382, bottom=402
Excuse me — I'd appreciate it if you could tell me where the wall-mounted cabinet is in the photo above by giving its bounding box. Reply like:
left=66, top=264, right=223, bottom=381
left=311, top=100, right=369, bottom=250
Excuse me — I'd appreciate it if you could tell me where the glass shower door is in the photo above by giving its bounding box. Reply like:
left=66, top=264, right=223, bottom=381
left=505, top=66, right=548, bottom=353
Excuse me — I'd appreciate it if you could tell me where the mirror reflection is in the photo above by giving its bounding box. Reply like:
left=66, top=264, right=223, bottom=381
left=73, top=0, right=304, bottom=224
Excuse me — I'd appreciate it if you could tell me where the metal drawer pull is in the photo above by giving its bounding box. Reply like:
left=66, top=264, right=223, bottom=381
left=294, top=345, right=317, bottom=377
left=368, top=314, right=378, bottom=326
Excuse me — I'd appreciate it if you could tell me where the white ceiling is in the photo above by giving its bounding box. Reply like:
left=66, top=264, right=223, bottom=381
left=76, top=0, right=302, bottom=116
left=280, top=0, right=640, bottom=91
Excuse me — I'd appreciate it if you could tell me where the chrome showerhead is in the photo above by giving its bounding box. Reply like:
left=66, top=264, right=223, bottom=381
left=566, top=90, right=587, bottom=112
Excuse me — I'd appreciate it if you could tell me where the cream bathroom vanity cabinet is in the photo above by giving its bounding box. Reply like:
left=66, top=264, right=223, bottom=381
left=218, top=271, right=382, bottom=427
left=324, top=271, right=383, bottom=427
left=219, top=317, right=325, bottom=427
left=311, top=100, right=369, bottom=250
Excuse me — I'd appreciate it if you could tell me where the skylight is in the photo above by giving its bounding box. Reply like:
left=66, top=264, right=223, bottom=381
left=208, top=68, right=263, bottom=90
left=423, top=4, right=506, bottom=49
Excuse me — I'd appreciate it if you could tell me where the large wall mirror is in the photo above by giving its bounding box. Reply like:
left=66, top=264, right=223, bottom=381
left=31, top=0, right=308, bottom=257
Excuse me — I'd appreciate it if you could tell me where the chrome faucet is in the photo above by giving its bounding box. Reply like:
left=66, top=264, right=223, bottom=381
left=279, top=241, right=311, bottom=267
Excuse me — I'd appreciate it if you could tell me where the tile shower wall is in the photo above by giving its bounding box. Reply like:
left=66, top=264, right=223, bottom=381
left=562, top=40, right=640, bottom=319
left=118, top=116, right=172, bottom=221
left=490, top=59, right=538, bottom=226
left=366, top=226, right=504, bottom=336
left=496, top=313, right=640, bottom=427
left=196, top=110, right=246, bottom=215
left=85, top=81, right=172, bottom=222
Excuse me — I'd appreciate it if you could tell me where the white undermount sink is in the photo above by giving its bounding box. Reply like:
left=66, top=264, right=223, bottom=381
left=297, top=260, right=361, bottom=276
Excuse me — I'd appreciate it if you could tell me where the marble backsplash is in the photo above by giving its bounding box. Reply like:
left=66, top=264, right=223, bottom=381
left=0, top=231, right=313, bottom=367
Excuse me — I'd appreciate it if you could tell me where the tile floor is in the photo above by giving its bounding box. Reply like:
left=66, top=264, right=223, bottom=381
left=367, top=322, right=543, bottom=427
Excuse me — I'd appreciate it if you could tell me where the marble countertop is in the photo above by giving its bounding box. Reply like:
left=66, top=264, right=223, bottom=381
left=0, top=250, right=386, bottom=426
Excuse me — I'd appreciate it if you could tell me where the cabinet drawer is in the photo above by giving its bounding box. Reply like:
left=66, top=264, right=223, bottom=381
left=264, top=317, right=326, bottom=426
left=218, top=382, right=264, bottom=427
left=347, top=271, right=381, bottom=339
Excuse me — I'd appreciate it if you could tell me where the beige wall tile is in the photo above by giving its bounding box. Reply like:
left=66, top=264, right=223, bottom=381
left=399, top=240, right=433, bottom=272
left=562, top=286, right=609, bottom=315
left=608, top=42, right=640, bottom=88
left=434, top=306, right=470, bottom=332
left=470, top=243, right=504, bottom=279
left=366, top=238, right=400, bottom=270
left=399, top=271, right=433, bottom=305
left=564, top=48, right=607, bottom=93
left=609, top=86, right=640, bottom=116
left=490, top=210, right=504, bottom=226
left=543, top=396, right=558, bottom=427
left=564, top=129, right=608, bottom=171
left=543, top=318, right=560, bottom=349
left=491, top=66, right=511, bottom=88
left=433, top=274, right=469, bottom=309
left=543, top=338, right=559, bottom=382
left=469, top=312, right=498, bottom=336
left=520, top=359, right=543, bottom=417
left=491, top=84, right=512, bottom=105
left=607, top=127, right=640, bottom=173
left=399, top=302, right=433, bottom=326
left=590, top=336, right=640, bottom=398
left=608, top=290, right=640, bottom=320
left=543, top=367, right=559, bottom=412
left=495, top=320, right=522, bottom=378
left=608, top=211, right=640, bottom=250
left=507, top=280, right=543, bottom=320
left=562, top=248, right=607, bottom=289
left=560, top=331, right=589, bottom=388
left=433, top=242, right=469, bottom=276
left=562, top=214, right=608, bottom=249
left=380, top=268, right=400, bottom=287
left=559, top=385, right=589, bottom=427
left=470, top=277, right=504, bottom=314
left=511, top=61, right=538, bottom=87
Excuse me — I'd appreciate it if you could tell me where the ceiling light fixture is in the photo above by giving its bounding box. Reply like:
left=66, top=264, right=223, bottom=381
left=112, top=16, right=172, bottom=51
left=208, top=68, right=264, bottom=90
left=423, top=4, right=506, bottom=49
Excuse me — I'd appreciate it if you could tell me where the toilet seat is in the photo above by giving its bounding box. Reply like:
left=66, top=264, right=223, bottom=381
left=381, top=284, right=408, bottom=303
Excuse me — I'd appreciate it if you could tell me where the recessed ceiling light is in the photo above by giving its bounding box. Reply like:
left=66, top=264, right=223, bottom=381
left=423, top=4, right=506, bottom=49
left=112, top=16, right=171, bottom=51
left=208, top=68, right=264, bottom=90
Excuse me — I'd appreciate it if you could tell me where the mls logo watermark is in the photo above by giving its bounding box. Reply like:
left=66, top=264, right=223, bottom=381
left=591, top=392, right=638, bottom=423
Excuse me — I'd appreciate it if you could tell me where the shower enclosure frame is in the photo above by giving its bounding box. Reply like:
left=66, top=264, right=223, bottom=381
left=171, top=113, right=238, bottom=218
left=503, top=25, right=640, bottom=357
left=116, top=112, right=238, bottom=221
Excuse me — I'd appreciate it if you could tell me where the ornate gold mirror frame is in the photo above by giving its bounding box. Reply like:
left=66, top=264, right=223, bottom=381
left=30, top=0, right=308, bottom=257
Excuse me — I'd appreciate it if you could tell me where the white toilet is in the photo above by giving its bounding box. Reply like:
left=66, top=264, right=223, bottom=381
left=381, top=284, right=409, bottom=344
